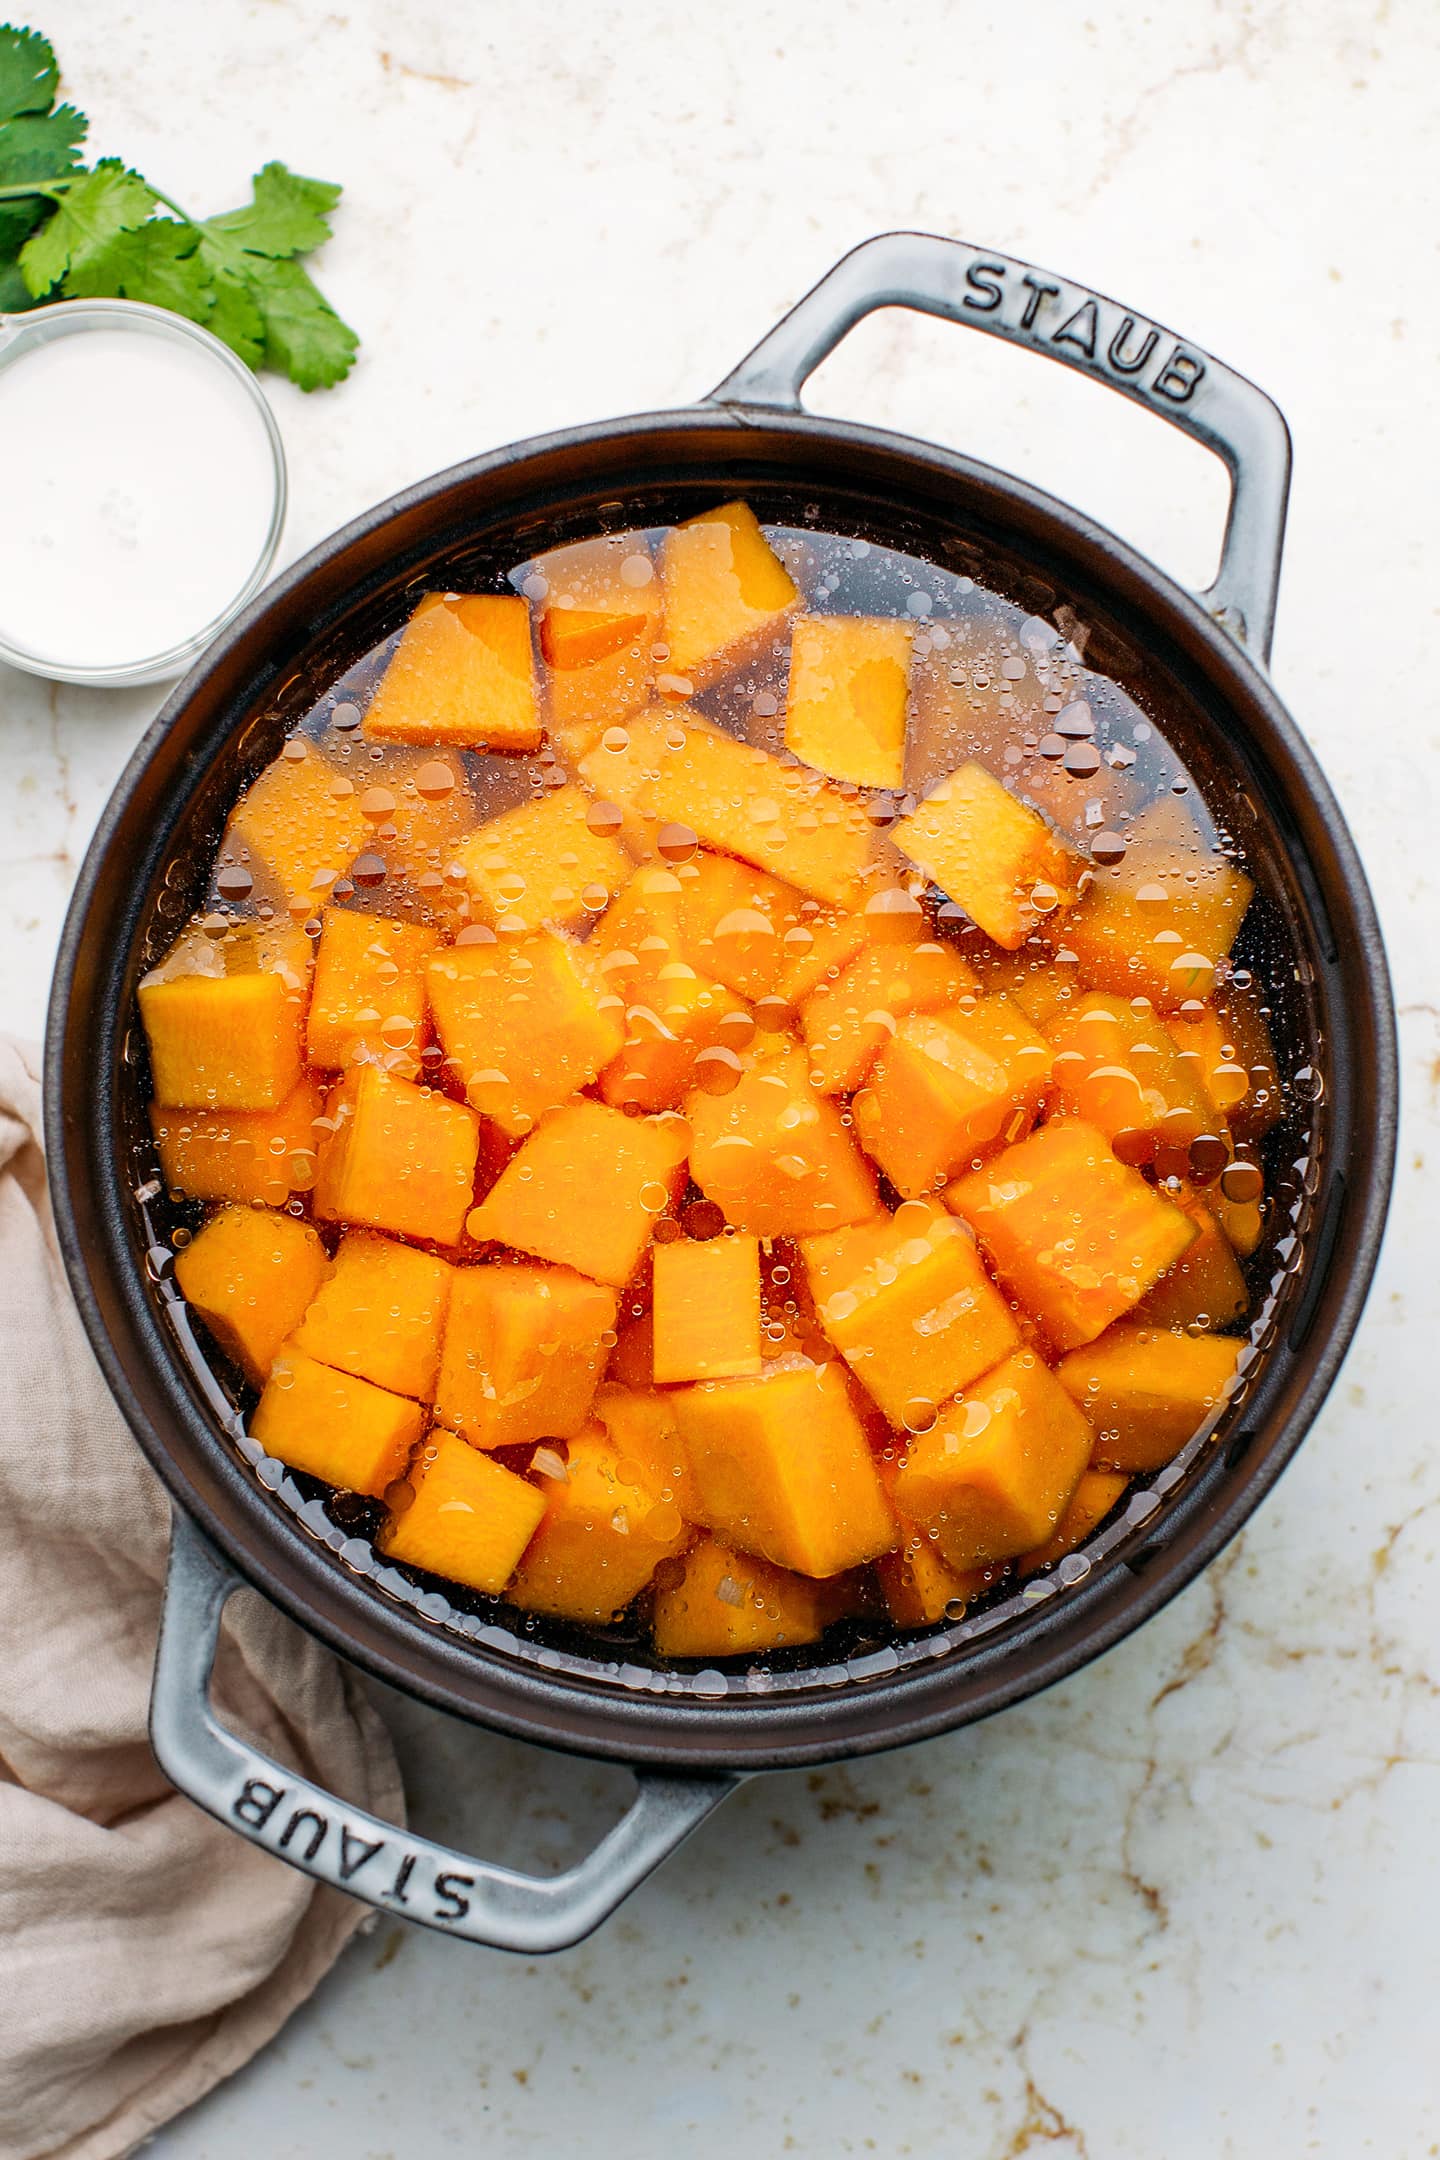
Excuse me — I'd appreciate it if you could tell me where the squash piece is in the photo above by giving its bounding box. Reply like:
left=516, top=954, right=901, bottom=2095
left=606, top=1314, right=655, bottom=1391
left=1048, top=990, right=1214, bottom=1160
left=531, top=532, right=660, bottom=758
left=874, top=1474, right=992, bottom=1628
left=686, top=1037, right=877, bottom=1239
left=670, top=1354, right=897, bottom=1577
left=672, top=852, right=807, bottom=1001
left=1017, top=1469, right=1129, bottom=1576
left=174, top=1205, right=328, bottom=1387
left=1057, top=1323, right=1242, bottom=1471
left=966, top=936, right=1082, bottom=1032
left=455, top=782, right=631, bottom=934
left=1064, top=798, right=1253, bottom=1009
left=1163, top=1000, right=1252, bottom=1125
left=892, top=1348, right=1093, bottom=1571
left=152, top=1078, right=323, bottom=1209
left=784, top=615, right=914, bottom=789
left=894, top=762, right=1079, bottom=949
left=600, top=963, right=749, bottom=1114
left=579, top=707, right=873, bottom=906
left=379, top=1428, right=546, bottom=1594
left=292, top=1230, right=453, bottom=1401
left=467, top=1099, right=688, bottom=1287
left=507, top=1422, right=688, bottom=1622
left=652, top=1233, right=762, bottom=1383
left=853, top=996, right=1054, bottom=1199
left=307, top=907, right=439, bottom=1074
left=226, top=740, right=371, bottom=909
left=364, top=593, right=541, bottom=751
left=946, top=1119, right=1197, bottom=1352
left=434, top=1261, right=617, bottom=1448
left=801, top=940, right=978, bottom=1097
left=800, top=1200, right=1020, bottom=1427
left=313, top=1065, right=480, bottom=1248
left=542, top=606, right=651, bottom=672
left=351, top=752, right=483, bottom=915
left=653, top=1534, right=830, bottom=1658
left=1136, top=1187, right=1247, bottom=1331
left=592, top=1382, right=686, bottom=1498
left=140, top=968, right=304, bottom=1112
left=251, top=1344, right=423, bottom=1497
left=658, top=501, right=799, bottom=690
left=426, top=929, right=624, bottom=1136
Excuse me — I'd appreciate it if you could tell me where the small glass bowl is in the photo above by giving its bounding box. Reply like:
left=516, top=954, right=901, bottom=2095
left=0, top=298, right=287, bottom=688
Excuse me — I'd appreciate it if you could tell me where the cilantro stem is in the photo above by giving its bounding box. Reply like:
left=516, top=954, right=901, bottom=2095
left=0, top=178, right=71, bottom=202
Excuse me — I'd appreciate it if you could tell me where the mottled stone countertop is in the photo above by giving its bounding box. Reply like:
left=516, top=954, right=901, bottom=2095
left=5, top=2, right=1437, bottom=2154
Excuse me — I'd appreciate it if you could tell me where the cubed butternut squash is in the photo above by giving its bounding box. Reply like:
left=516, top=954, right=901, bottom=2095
left=426, top=929, right=624, bottom=1136
left=378, top=1428, right=547, bottom=1594
left=507, top=1422, right=688, bottom=1622
left=455, top=782, right=631, bottom=933
left=251, top=1344, right=423, bottom=1496
left=966, top=936, right=1082, bottom=1031
left=1163, top=1000, right=1251, bottom=1124
left=894, top=762, right=1079, bottom=949
left=1063, top=798, right=1253, bottom=1009
left=434, top=1261, right=617, bottom=1448
left=591, top=1382, right=686, bottom=1498
left=467, top=1099, right=688, bottom=1287
left=800, top=1200, right=1020, bottom=1427
left=140, top=968, right=304, bottom=1112
left=599, top=962, right=749, bottom=1114
left=531, top=532, right=660, bottom=757
left=1017, top=1469, right=1129, bottom=1575
left=652, top=1233, right=762, bottom=1383
left=307, top=907, right=439, bottom=1073
left=652, top=1534, right=831, bottom=1658
left=658, top=501, right=799, bottom=690
left=292, top=1230, right=453, bottom=1401
left=364, top=593, right=542, bottom=752
left=686, top=1037, right=878, bottom=1239
left=313, top=1064, right=480, bottom=1248
left=151, top=1078, right=323, bottom=1208
left=1048, top=990, right=1215, bottom=1159
left=353, top=752, right=483, bottom=911
left=801, top=939, right=979, bottom=1096
left=946, top=1118, right=1196, bottom=1352
left=852, top=996, right=1054, bottom=1198
left=669, top=1354, right=898, bottom=1577
left=892, top=1348, right=1093, bottom=1571
left=784, top=615, right=914, bottom=789
left=225, top=740, right=371, bottom=909
left=874, top=1484, right=993, bottom=1628
left=671, top=852, right=808, bottom=1001
left=173, top=1205, right=328, bottom=1387
left=1136, top=1187, right=1247, bottom=1331
left=1058, top=1323, right=1242, bottom=1471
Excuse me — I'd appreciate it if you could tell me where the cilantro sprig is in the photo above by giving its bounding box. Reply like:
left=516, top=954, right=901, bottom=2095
left=0, top=24, right=357, bottom=390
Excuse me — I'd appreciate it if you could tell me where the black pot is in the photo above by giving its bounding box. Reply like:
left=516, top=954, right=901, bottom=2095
left=45, top=235, right=1396, bottom=1952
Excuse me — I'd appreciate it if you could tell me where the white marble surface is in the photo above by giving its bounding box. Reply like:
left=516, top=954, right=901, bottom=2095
left=6, top=2, right=1439, bottom=2153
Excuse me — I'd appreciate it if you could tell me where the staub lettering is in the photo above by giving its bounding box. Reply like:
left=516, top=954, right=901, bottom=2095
left=228, top=1776, right=474, bottom=1928
left=955, top=255, right=1205, bottom=405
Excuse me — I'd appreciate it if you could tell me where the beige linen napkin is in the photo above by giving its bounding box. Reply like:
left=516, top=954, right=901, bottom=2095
left=0, top=1040, right=405, bottom=2160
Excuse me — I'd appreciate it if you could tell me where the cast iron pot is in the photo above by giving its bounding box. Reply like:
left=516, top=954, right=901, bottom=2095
left=46, top=234, right=1396, bottom=1954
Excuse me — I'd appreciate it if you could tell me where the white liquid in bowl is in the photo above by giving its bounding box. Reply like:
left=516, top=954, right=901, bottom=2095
left=0, top=325, right=279, bottom=672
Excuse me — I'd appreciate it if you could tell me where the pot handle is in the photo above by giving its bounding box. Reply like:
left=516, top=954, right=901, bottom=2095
left=708, top=232, right=1291, bottom=664
left=150, top=1512, right=736, bottom=1954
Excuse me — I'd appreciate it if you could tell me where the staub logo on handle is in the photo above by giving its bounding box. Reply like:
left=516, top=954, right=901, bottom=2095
left=959, top=256, right=1206, bottom=405
left=232, top=1776, right=475, bottom=1923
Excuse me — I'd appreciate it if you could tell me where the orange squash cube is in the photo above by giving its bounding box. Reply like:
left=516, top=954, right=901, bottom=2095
left=363, top=593, right=542, bottom=752
left=800, top=1200, right=1020, bottom=1427
left=1058, top=1323, right=1242, bottom=1471
left=599, top=963, right=748, bottom=1114
left=352, top=752, right=483, bottom=911
left=591, top=1383, right=687, bottom=1498
left=378, top=1428, right=547, bottom=1594
left=251, top=1344, right=423, bottom=1497
left=652, top=1534, right=831, bottom=1659
left=1017, top=1469, right=1129, bottom=1575
left=1048, top=990, right=1215, bottom=1159
left=853, top=996, right=1054, bottom=1199
left=455, top=781, right=631, bottom=934
left=1136, top=1188, right=1247, bottom=1331
left=174, top=1204, right=328, bottom=1386
left=541, top=605, right=651, bottom=673
left=426, top=929, right=624, bottom=1136
left=686, top=1038, right=878, bottom=1239
left=467, top=1099, right=688, bottom=1287
left=658, top=500, right=799, bottom=690
left=967, top=936, right=1082, bottom=1032
left=225, top=740, right=371, bottom=909
left=669, top=1354, right=898, bottom=1577
left=307, top=907, right=439, bottom=1073
left=895, top=762, right=1079, bottom=949
left=892, top=1349, right=1093, bottom=1571
left=140, top=967, right=305, bottom=1112
left=873, top=1476, right=992, bottom=1628
left=313, top=1064, right=480, bottom=1248
left=946, top=1119, right=1197, bottom=1353
left=1163, top=1000, right=1252, bottom=1125
left=433, top=1261, right=617, bottom=1448
left=1063, top=799, right=1253, bottom=1009
left=507, top=1422, right=688, bottom=1622
left=784, top=615, right=915, bottom=789
left=292, top=1230, right=452, bottom=1401
left=802, top=940, right=980, bottom=1097
left=652, top=1233, right=762, bottom=1383
left=152, top=1078, right=323, bottom=1208
left=531, top=531, right=660, bottom=757
left=672, top=852, right=807, bottom=1001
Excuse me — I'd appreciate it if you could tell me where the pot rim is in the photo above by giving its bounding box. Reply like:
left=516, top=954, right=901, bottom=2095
left=44, top=400, right=1398, bottom=1772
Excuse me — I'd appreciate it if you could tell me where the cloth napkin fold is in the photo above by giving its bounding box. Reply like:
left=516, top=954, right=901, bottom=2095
left=0, top=1040, right=405, bottom=2160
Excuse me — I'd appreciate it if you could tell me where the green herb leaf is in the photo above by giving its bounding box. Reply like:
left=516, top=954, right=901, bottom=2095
left=203, top=159, right=341, bottom=260
left=19, top=156, right=155, bottom=295
left=0, top=22, right=57, bottom=123
left=243, top=254, right=357, bottom=390
left=0, top=249, right=35, bottom=308
left=62, top=213, right=212, bottom=323
left=204, top=267, right=266, bottom=371
left=0, top=99, right=84, bottom=182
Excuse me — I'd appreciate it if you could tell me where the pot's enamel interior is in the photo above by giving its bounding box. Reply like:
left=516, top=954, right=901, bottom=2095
left=48, top=412, right=1394, bottom=1769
